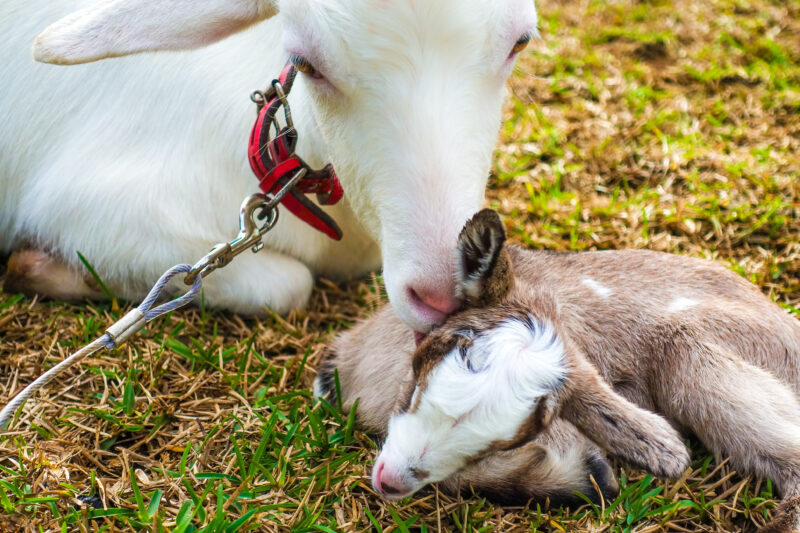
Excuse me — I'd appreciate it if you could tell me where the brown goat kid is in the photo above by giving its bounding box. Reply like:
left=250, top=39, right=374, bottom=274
left=317, top=306, right=620, bottom=507
left=316, top=210, right=800, bottom=532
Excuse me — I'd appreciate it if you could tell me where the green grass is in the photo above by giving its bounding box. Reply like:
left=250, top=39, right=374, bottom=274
left=2, top=0, right=800, bottom=530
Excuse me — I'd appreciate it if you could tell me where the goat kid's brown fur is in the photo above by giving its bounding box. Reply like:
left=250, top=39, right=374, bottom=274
left=317, top=305, right=619, bottom=506
left=317, top=209, right=800, bottom=532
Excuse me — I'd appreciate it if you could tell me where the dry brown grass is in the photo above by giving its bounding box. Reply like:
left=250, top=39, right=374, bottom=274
left=1, top=0, right=799, bottom=531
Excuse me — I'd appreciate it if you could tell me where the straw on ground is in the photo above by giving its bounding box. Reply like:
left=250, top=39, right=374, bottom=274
left=1, top=0, right=799, bottom=530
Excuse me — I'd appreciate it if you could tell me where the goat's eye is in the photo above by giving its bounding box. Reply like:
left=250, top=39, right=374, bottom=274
left=290, top=54, right=322, bottom=79
left=510, top=32, right=532, bottom=56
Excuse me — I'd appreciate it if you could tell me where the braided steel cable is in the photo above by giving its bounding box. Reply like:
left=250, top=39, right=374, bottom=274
left=0, top=264, right=202, bottom=428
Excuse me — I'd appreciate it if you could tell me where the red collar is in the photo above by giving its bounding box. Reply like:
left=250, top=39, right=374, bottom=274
left=248, top=63, right=344, bottom=240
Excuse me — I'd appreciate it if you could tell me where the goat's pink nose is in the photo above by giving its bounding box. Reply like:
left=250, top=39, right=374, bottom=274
left=374, top=461, right=411, bottom=498
left=407, top=286, right=460, bottom=326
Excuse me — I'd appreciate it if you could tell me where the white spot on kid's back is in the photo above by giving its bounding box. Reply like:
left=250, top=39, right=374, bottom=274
left=581, top=278, right=612, bottom=298
left=668, top=297, right=697, bottom=313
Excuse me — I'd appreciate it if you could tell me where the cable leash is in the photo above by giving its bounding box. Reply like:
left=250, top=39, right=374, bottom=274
left=0, top=188, right=297, bottom=429
left=1, top=61, right=334, bottom=430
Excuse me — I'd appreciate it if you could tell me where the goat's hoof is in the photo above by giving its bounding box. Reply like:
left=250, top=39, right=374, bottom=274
left=757, top=495, right=800, bottom=533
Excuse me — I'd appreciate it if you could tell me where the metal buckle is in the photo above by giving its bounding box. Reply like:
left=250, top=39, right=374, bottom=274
left=250, top=79, right=294, bottom=136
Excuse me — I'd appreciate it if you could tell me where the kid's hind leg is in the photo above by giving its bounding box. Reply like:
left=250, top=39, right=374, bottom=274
left=655, top=342, right=800, bottom=532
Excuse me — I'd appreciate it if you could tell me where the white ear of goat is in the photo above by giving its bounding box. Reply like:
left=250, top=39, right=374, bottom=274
left=33, top=0, right=280, bottom=64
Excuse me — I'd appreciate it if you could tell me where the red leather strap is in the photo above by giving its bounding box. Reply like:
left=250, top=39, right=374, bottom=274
left=247, top=63, right=344, bottom=240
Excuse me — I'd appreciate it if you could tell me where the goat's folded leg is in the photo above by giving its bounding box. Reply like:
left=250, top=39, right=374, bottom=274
left=4, top=248, right=103, bottom=300
left=196, top=249, right=314, bottom=315
left=3, top=246, right=314, bottom=316
left=314, top=304, right=418, bottom=435
left=653, top=342, right=800, bottom=532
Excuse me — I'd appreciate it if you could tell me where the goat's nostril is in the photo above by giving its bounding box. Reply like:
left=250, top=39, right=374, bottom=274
left=374, top=461, right=410, bottom=497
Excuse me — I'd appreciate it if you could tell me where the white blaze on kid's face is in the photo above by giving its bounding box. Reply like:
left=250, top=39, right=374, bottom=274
left=373, top=316, right=566, bottom=498
left=282, top=0, right=539, bottom=332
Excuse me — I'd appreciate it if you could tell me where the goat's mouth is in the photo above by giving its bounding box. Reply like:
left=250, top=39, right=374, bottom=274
left=413, top=331, right=428, bottom=346
left=376, top=485, right=415, bottom=501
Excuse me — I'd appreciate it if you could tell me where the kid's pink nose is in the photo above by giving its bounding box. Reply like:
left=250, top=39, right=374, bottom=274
left=374, top=460, right=411, bottom=498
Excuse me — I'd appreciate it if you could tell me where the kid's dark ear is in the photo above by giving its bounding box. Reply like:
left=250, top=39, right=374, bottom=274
left=455, top=209, right=514, bottom=308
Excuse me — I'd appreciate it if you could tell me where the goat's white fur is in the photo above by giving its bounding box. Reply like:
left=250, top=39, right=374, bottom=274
left=1, top=0, right=537, bottom=330
left=376, top=316, right=565, bottom=493
left=667, top=296, right=697, bottom=313
left=581, top=278, right=611, bottom=298
left=33, top=0, right=280, bottom=65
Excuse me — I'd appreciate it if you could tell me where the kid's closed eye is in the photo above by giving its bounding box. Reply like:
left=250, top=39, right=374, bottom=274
left=458, top=344, right=478, bottom=373
left=455, top=333, right=483, bottom=373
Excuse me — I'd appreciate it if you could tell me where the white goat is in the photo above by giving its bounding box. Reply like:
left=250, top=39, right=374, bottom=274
left=316, top=210, right=800, bottom=533
left=0, top=0, right=537, bottom=332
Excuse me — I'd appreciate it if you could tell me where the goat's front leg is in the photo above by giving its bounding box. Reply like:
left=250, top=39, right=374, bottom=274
left=654, top=342, right=800, bottom=532
left=762, top=496, right=800, bottom=533
left=194, top=249, right=314, bottom=315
